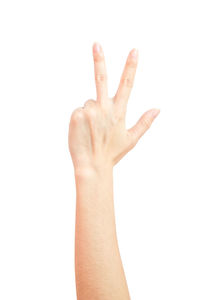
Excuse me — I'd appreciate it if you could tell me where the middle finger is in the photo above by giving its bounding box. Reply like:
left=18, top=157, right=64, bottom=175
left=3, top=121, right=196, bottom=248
left=114, top=48, right=138, bottom=108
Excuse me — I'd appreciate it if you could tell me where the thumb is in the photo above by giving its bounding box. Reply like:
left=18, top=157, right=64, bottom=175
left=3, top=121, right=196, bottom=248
left=127, top=108, right=160, bottom=145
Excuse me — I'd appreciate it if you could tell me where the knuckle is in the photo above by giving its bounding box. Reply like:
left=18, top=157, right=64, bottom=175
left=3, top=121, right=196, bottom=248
left=111, top=114, right=118, bottom=125
left=85, top=106, right=96, bottom=118
left=113, top=105, right=126, bottom=122
left=141, top=117, right=151, bottom=129
left=111, top=110, right=122, bottom=124
left=121, top=76, right=133, bottom=88
left=95, top=73, right=107, bottom=84
left=82, top=102, right=97, bottom=117
left=70, top=108, right=85, bottom=122
left=84, top=99, right=96, bottom=107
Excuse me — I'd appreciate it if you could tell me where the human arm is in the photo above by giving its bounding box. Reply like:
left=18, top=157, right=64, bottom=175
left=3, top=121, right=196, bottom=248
left=68, top=42, right=160, bottom=299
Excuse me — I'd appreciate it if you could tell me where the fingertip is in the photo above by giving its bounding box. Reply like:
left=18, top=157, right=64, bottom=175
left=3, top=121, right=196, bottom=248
left=93, top=42, right=102, bottom=55
left=149, top=108, right=160, bottom=119
left=130, top=48, right=139, bottom=63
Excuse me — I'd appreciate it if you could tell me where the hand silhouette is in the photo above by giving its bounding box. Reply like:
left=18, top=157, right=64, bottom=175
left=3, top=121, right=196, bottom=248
left=68, top=42, right=160, bottom=172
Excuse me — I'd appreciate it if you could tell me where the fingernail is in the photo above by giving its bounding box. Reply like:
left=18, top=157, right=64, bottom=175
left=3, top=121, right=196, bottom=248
left=151, top=109, right=160, bottom=118
left=130, top=48, right=138, bottom=62
left=93, top=42, right=102, bottom=54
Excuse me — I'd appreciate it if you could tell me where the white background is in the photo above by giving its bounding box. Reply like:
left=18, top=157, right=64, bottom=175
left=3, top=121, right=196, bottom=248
left=0, top=0, right=200, bottom=299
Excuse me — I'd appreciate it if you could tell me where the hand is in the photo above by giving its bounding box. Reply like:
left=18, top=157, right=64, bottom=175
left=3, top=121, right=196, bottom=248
left=68, top=42, right=160, bottom=173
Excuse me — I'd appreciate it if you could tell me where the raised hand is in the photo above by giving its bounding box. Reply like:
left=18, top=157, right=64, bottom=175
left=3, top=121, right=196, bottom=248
left=68, top=42, right=160, bottom=173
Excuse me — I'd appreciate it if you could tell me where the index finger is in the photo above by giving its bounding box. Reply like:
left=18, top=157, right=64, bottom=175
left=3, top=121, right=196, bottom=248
left=92, top=42, right=109, bottom=105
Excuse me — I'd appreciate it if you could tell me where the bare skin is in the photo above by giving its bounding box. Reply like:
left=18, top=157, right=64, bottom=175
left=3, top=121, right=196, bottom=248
left=68, top=42, right=160, bottom=300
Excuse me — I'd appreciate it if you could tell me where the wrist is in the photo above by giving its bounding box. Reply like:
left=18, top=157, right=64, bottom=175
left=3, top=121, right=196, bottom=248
left=74, top=163, right=114, bottom=204
left=74, top=163, right=113, bottom=179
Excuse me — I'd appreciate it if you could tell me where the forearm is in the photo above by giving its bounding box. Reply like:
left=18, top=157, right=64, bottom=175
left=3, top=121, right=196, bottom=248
left=74, top=166, right=130, bottom=300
